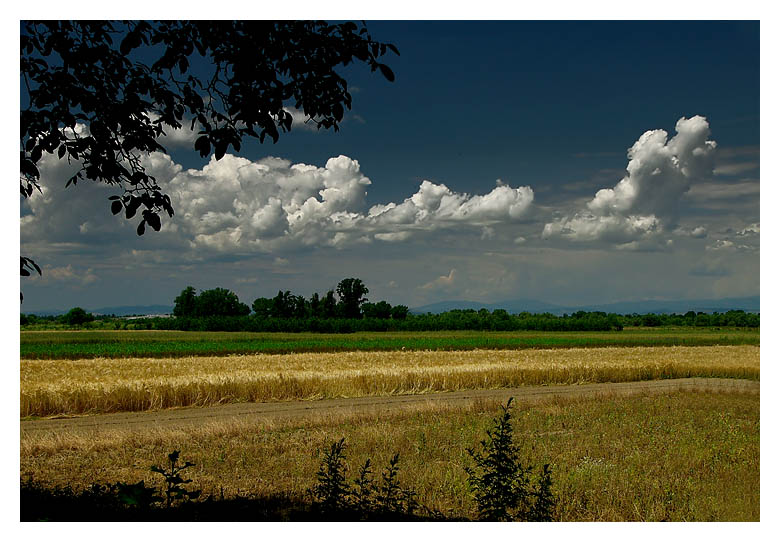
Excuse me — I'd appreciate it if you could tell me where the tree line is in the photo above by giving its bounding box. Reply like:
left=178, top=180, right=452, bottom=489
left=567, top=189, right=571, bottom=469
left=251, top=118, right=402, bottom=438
left=171, top=278, right=411, bottom=322
left=21, top=277, right=759, bottom=331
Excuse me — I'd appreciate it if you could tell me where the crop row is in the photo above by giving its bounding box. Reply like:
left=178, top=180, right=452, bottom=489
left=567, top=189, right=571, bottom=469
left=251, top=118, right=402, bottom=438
left=20, top=328, right=760, bottom=359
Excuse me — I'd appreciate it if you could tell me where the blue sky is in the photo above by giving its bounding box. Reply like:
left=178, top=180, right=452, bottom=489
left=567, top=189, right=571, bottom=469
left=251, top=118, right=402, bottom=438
left=18, top=19, right=761, bottom=312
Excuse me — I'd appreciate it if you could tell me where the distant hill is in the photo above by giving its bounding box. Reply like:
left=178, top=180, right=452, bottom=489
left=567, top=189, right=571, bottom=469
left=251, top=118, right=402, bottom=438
left=411, top=299, right=562, bottom=314
left=411, top=296, right=759, bottom=315
left=28, top=296, right=759, bottom=318
left=29, top=304, right=173, bottom=317
left=568, top=296, right=760, bottom=315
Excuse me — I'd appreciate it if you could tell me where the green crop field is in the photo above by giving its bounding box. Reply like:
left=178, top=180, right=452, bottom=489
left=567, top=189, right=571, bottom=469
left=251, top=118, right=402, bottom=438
left=20, top=327, right=759, bottom=359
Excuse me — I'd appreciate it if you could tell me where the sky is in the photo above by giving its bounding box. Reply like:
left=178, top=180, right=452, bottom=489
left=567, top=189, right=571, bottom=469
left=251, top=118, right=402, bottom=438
left=17, top=19, right=761, bottom=312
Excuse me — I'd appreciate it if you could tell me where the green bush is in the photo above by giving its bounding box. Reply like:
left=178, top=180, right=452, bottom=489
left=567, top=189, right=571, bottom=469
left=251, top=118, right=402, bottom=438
left=466, top=398, right=556, bottom=521
left=310, top=438, right=419, bottom=520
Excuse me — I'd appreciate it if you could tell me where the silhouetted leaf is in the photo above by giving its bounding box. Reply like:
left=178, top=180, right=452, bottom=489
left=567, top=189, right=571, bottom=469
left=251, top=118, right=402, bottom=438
left=147, top=212, right=161, bottom=231
left=137, top=220, right=146, bottom=236
left=20, top=158, right=39, bottom=180
left=378, top=64, right=395, bottom=82
left=214, top=140, right=227, bottom=161
left=125, top=198, right=141, bottom=219
left=194, top=135, right=210, bottom=157
left=20, top=20, right=398, bottom=286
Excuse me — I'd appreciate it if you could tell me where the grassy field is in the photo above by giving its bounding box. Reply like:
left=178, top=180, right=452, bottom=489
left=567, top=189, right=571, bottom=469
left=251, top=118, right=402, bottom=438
left=20, top=389, right=759, bottom=521
left=20, top=327, right=760, bottom=359
left=21, top=345, right=759, bottom=417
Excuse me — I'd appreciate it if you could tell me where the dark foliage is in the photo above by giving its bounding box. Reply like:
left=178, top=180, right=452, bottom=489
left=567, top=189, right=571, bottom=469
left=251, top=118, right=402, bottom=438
left=310, top=439, right=420, bottom=520
left=466, top=398, right=556, bottom=521
left=336, top=278, right=369, bottom=319
left=20, top=21, right=398, bottom=288
left=173, top=286, right=250, bottom=318
left=62, top=307, right=94, bottom=326
left=150, top=450, right=202, bottom=508
left=311, top=438, right=351, bottom=514
left=20, top=478, right=316, bottom=521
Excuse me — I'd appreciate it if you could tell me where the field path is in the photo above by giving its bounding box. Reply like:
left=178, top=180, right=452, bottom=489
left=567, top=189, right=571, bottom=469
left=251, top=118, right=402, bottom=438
left=20, top=377, right=758, bottom=438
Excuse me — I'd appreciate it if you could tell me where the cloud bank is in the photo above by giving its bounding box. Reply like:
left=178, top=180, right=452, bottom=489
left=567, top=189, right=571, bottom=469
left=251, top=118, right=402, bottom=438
left=22, top=149, right=535, bottom=255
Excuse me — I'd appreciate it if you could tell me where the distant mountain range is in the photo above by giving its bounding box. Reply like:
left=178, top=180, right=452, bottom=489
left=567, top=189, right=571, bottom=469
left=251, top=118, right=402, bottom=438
left=29, top=304, right=174, bottom=317
left=26, top=295, right=760, bottom=317
left=410, top=296, right=760, bottom=315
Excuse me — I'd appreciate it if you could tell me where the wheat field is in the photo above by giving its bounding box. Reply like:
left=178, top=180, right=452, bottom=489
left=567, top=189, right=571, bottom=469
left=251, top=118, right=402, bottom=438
left=21, top=345, right=759, bottom=417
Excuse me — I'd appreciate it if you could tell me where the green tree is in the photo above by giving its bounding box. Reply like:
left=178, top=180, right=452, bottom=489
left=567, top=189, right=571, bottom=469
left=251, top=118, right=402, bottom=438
left=251, top=297, right=273, bottom=318
left=194, top=288, right=250, bottom=317
left=20, top=21, right=398, bottom=291
left=390, top=305, right=409, bottom=320
left=172, top=286, right=197, bottom=317
left=322, top=290, right=338, bottom=319
left=62, top=307, right=94, bottom=327
left=310, top=292, right=321, bottom=317
left=363, top=300, right=393, bottom=319
left=336, top=278, right=369, bottom=319
left=271, top=290, right=295, bottom=319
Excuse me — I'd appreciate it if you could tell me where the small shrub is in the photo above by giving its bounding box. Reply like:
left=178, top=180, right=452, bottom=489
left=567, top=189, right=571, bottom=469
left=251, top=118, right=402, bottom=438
left=528, top=463, right=556, bottom=521
left=375, top=452, right=418, bottom=517
left=466, top=398, right=556, bottom=521
left=311, top=438, right=351, bottom=514
left=351, top=459, right=377, bottom=517
left=310, top=439, right=418, bottom=519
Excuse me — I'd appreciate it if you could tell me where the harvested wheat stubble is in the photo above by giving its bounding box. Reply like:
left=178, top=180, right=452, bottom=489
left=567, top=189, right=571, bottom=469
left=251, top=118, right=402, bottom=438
left=20, top=389, right=760, bottom=521
left=20, top=345, right=759, bottom=417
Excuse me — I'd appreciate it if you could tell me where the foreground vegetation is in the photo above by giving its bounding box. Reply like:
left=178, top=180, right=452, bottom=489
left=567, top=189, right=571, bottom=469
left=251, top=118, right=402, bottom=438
left=20, top=327, right=760, bottom=359
left=20, top=390, right=759, bottom=520
left=21, top=345, right=759, bottom=417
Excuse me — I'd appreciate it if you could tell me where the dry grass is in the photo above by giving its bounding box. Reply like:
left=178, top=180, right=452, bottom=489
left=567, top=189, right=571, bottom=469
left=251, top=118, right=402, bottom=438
left=21, top=345, right=759, bottom=417
left=20, top=389, right=760, bottom=521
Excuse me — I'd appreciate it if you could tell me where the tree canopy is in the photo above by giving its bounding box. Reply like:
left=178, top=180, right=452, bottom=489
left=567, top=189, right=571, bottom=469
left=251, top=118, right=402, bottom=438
left=173, top=287, right=250, bottom=318
left=20, top=20, right=398, bottom=290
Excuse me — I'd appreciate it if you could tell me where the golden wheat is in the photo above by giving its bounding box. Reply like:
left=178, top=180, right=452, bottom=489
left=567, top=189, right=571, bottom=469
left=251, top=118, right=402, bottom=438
left=20, top=345, right=759, bottom=417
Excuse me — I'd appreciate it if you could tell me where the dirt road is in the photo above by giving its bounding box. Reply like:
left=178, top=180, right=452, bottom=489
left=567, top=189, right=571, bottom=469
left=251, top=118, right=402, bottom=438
left=20, top=377, right=758, bottom=438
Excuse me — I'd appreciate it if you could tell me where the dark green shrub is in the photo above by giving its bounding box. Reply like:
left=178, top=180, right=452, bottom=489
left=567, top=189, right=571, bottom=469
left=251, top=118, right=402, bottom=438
left=466, top=398, right=556, bottom=521
left=375, top=452, right=418, bottom=517
left=310, top=439, right=418, bottom=520
left=311, top=438, right=351, bottom=514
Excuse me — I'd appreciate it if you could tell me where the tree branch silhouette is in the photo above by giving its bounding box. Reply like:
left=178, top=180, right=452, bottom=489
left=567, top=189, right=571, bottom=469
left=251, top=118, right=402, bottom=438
left=20, top=20, right=398, bottom=299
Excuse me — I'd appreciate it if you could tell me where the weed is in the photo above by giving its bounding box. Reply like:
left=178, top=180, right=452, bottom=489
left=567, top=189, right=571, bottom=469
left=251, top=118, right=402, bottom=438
left=150, top=450, right=202, bottom=508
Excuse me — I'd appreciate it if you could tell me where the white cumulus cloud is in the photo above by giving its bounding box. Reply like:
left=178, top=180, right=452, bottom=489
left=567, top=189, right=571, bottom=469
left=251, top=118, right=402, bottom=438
left=20, top=151, right=535, bottom=255
left=544, top=116, right=717, bottom=244
left=156, top=155, right=534, bottom=252
left=420, top=269, right=457, bottom=291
